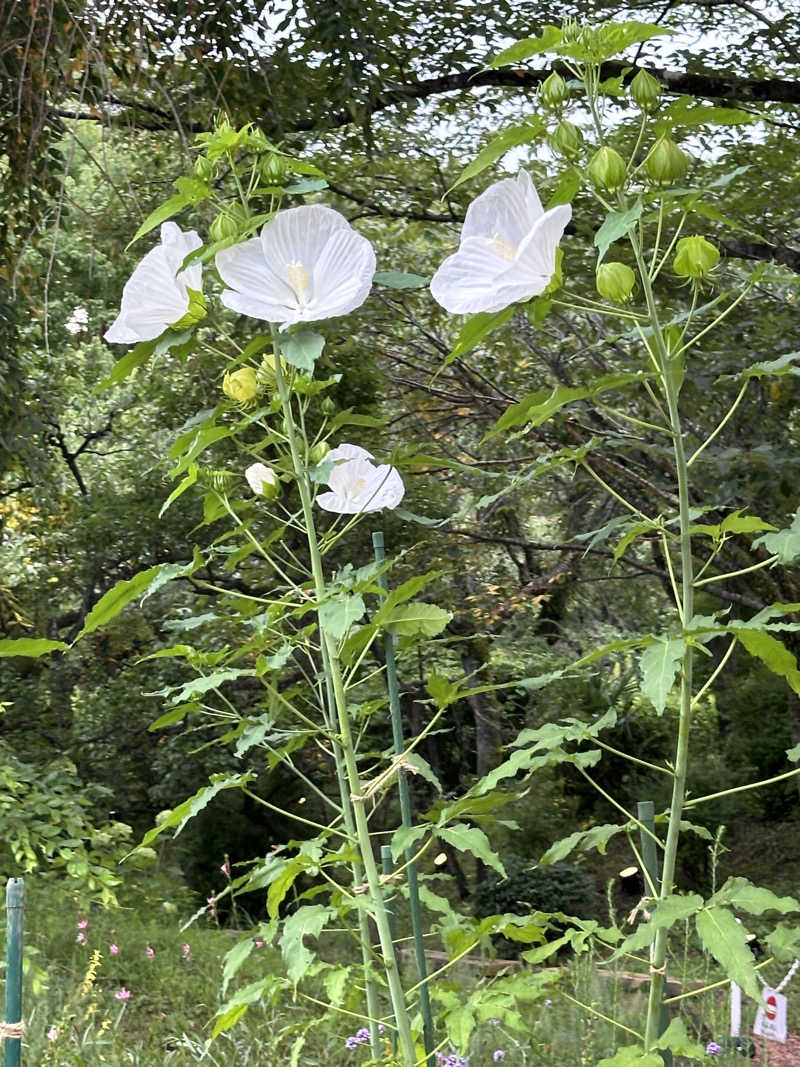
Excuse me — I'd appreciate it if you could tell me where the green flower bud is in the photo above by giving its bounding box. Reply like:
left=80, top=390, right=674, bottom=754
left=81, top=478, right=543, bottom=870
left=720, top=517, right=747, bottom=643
left=259, top=352, right=289, bottom=387
left=549, top=120, right=583, bottom=159
left=646, top=136, right=689, bottom=185
left=588, top=146, right=627, bottom=192
left=223, top=367, right=259, bottom=405
left=210, top=211, right=240, bottom=243
left=193, top=155, right=216, bottom=181
left=320, top=396, right=336, bottom=416
left=630, top=69, right=661, bottom=113
left=309, top=441, right=330, bottom=465
left=540, top=71, right=568, bottom=109
left=245, top=462, right=279, bottom=500
left=673, top=236, right=720, bottom=279
left=260, top=153, right=290, bottom=184
left=596, top=262, right=636, bottom=303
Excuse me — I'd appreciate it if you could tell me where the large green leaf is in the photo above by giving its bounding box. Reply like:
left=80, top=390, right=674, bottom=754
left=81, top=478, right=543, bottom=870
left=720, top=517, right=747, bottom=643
left=443, top=306, right=515, bottom=366
left=438, top=823, right=506, bottom=876
left=490, top=25, right=563, bottom=67
left=279, top=904, right=334, bottom=984
left=279, top=328, right=325, bottom=372
left=539, top=823, right=627, bottom=865
left=695, top=906, right=761, bottom=1000
left=0, top=637, right=68, bottom=658
left=709, top=877, right=800, bottom=915
left=639, top=637, right=686, bottom=713
left=76, top=565, right=166, bottom=640
left=613, top=894, right=704, bottom=957
left=736, top=629, right=800, bottom=694
left=663, top=96, right=757, bottom=129
left=383, top=602, right=452, bottom=638
left=139, top=773, right=252, bottom=846
left=493, top=372, right=647, bottom=434
left=448, top=121, right=544, bottom=192
left=653, top=1017, right=706, bottom=1058
left=319, top=594, right=365, bottom=641
left=753, top=507, right=800, bottom=563
left=595, top=200, right=643, bottom=264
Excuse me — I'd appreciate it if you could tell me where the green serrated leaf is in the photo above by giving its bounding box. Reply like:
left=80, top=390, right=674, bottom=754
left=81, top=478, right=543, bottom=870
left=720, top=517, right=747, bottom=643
left=493, top=372, right=647, bottom=435
left=737, top=629, right=800, bottom=694
left=710, top=877, right=800, bottom=915
left=0, top=637, right=68, bottom=658
left=373, top=270, right=428, bottom=289
left=540, top=823, right=627, bottom=865
left=443, top=306, right=515, bottom=366
left=382, top=602, right=452, bottom=638
left=448, top=122, right=544, bottom=192
left=595, top=200, right=643, bottom=264
left=279, top=905, right=334, bottom=984
left=753, top=507, right=800, bottom=563
left=664, top=96, right=756, bottom=129
left=76, top=566, right=167, bottom=640
left=653, top=1017, right=706, bottom=1058
left=639, top=637, right=686, bottom=713
left=279, top=328, right=325, bottom=372
left=490, top=25, right=563, bottom=67
left=96, top=338, right=157, bottom=391
left=128, top=194, right=190, bottom=247
left=696, top=906, right=761, bottom=1001
left=319, top=595, right=365, bottom=641
left=140, top=773, right=252, bottom=847
left=438, top=823, right=506, bottom=876
left=547, top=168, right=581, bottom=208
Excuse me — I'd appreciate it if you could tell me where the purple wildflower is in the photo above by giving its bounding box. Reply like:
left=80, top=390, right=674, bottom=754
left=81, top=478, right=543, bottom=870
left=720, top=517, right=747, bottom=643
left=493, top=1053, right=506, bottom=1063
left=706, top=1043, right=722, bottom=1057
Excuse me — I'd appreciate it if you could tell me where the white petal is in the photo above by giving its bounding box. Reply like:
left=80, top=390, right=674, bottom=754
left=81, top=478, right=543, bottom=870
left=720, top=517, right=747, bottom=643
left=216, top=237, right=297, bottom=324
left=316, top=490, right=360, bottom=514
left=326, top=443, right=374, bottom=464
left=262, top=205, right=350, bottom=271
left=160, top=223, right=203, bottom=293
left=308, top=228, right=376, bottom=321
left=515, top=204, right=572, bottom=279
left=461, top=175, right=539, bottom=247
left=430, top=238, right=517, bottom=314
left=245, top=462, right=275, bottom=494
left=327, top=456, right=375, bottom=497
left=516, top=169, right=544, bottom=223
left=105, top=313, right=150, bottom=344
left=362, top=465, right=405, bottom=511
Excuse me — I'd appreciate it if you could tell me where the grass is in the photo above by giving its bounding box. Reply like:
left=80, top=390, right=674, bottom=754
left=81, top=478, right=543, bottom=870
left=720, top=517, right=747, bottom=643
left=8, top=861, right=795, bottom=1066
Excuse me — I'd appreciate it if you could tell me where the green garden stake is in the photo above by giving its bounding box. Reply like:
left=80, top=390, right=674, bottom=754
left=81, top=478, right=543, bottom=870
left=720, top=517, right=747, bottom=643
left=4, top=878, right=24, bottom=1067
left=637, top=803, right=672, bottom=1067
left=381, top=846, right=399, bottom=1056
left=373, top=531, right=436, bottom=1066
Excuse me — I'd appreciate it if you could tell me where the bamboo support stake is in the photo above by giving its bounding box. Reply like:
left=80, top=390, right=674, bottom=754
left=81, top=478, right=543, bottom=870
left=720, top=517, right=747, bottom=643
left=373, top=531, right=436, bottom=1066
left=4, top=878, right=24, bottom=1067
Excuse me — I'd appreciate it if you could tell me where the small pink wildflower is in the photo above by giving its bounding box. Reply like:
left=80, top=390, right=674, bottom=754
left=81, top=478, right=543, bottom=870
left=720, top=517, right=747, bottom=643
left=220, top=860, right=231, bottom=878
left=255, top=939, right=265, bottom=948
left=114, top=988, right=131, bottom=1001
left=46, top=1026, right=58, bottom=1041
left=76, top=919, right=88, bottom=929
left=182, top=943, right=191, bottom=957
left=146, top=946, right=155, bottom=960
left=76, top=931, right=87, bottom=944
left=207, top=895, right=217, bottom=918
left=109, top=943, right=119, bottom=955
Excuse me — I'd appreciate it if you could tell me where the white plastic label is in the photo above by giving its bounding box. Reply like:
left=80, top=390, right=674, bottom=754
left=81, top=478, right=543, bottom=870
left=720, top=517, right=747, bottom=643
left=753, top=988, right=787, bottom=1043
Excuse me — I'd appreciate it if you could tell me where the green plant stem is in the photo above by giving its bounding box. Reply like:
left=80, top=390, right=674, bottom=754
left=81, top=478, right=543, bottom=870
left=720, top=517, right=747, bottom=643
left=693, top=554, right=779, bottom=587
left=594, top=738, right=673, bottom=776
left=691, top=637, right=736, bottom=707
left=558, top=989, right=642, bottom=1039
left=683, top=765, right=800, bottom=808
left=630, top=232, right=695, bottom=1054
left=687, top=380, right=749, bottom=466
left=271, top=339, right=415, bottom=1065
